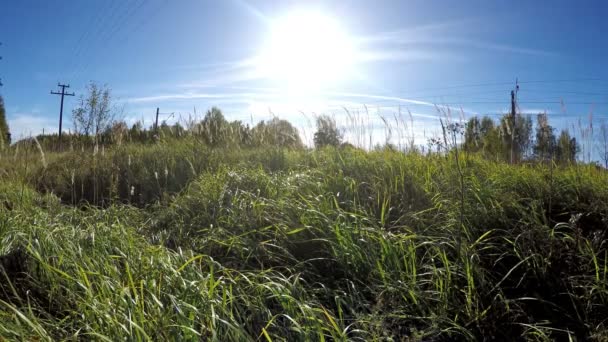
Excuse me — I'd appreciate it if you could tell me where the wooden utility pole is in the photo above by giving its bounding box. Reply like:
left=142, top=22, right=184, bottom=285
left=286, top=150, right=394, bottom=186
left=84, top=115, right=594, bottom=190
left=51, top=83, right=75, bottom=139
left=510, top=79, right=519, bottom=164
left=0, top=42, right=3, bottom=87
left=155, top=107, right=160, bottom=132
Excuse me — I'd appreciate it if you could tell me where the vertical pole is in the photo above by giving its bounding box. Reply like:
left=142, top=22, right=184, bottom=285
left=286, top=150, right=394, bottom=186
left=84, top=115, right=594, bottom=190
left=51, top=83, right=75, bottom=145
left=155, top=107, right=160, bottom=132
left=510, top=90, right=515, bottom=164
left=59, top=86, right=65, bottom=138
left=509, top=79, right=519, bottom=164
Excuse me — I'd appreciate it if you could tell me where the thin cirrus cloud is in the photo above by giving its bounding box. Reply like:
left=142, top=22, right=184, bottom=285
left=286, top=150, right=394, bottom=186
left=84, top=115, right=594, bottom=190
left=8, top=113, right=57, bottom=139
left=123, top=88, right=484, bottom=133
left=363, top=34, right=556, bottom=58
left=127, top=93, right=236, bottom=103
left=360, top=16, right=556, bottom=59
left=126, top=89, right=440, bottom=108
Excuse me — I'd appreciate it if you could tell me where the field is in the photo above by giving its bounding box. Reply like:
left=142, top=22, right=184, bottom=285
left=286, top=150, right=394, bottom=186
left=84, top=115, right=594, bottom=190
left=1, top=134, right=608, bottom=341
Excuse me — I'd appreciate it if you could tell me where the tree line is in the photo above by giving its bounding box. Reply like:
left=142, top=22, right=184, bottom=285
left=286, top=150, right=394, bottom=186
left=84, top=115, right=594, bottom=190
left=462, top=113, right=579, bottom=164
left=3, top=82, right=608, bottom=167
left=0, top=96, right=9, bottom=148
left=20, top=82, right=346, bottom=151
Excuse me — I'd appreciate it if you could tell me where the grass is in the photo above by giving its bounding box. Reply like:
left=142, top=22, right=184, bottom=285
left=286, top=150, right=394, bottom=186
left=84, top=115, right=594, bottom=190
left=0, top=136, right=607, bottom=341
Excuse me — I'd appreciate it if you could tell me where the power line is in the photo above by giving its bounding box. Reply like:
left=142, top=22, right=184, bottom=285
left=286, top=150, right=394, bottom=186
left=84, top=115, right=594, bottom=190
left=69, top=0, right=120, bottom=80
left=66, top=0, right=107, bottom=76
left=72, top=0, right=154, bottom=83
left=103, top=0, right=147, bottom=45
left=384, top=78, right=606, bottom=95
left=71, top=0, right=130, bottom=81
left=518, top=78, right=605, bottom=85
left=120, top=0, right=169, bottom=45
left=77, top=0, right=148, bottom=81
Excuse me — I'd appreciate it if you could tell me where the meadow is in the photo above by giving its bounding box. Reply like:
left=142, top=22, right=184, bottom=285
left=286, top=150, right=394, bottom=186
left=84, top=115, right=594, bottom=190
left=0, top=117, right=607, bottom=341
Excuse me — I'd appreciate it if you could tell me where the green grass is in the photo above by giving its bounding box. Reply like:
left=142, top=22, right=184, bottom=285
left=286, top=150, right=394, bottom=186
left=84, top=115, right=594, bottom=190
left=0, top=141, right=607, bottom=341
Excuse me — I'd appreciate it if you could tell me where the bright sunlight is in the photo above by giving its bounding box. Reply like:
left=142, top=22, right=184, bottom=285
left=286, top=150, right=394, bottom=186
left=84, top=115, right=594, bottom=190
left=256, top=10, right=356, bottom=90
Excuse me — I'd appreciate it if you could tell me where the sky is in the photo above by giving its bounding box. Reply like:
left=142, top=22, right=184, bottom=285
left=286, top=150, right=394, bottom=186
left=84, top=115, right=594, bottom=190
left=1, top=0, right=607, bottom=150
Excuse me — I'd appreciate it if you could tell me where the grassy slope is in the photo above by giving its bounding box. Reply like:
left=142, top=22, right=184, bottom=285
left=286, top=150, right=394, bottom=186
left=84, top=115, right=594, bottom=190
left=0, top=143, right=607, bottom=341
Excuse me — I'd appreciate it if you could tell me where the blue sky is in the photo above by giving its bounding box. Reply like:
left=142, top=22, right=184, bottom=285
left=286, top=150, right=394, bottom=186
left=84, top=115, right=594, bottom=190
left=1, top=0, right=607, bottom=149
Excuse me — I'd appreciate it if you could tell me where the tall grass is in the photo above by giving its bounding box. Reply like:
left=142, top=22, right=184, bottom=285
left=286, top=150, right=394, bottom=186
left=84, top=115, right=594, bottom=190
left=0, top=115, right=607, bottom=340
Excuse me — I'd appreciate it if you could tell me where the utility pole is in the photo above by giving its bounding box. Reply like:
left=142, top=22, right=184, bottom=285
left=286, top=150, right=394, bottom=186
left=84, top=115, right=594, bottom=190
left=51, top=83, right=75, bottom=139
left=154, top=108, right=175, bottom=134
left=154, top=107, right=160, bottom=132
left=0, top=42, right=3, bottom=87
left=510, top=78, right=519, bottom=164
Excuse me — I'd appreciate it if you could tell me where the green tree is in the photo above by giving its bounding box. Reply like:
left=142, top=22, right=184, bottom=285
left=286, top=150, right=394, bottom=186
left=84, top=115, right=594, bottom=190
left=463, top=117, right=481, bottom=152
left=129, top=122, right=144, bottom=142
left=72, top=82, right=115, bottom=137
left=599, top=121, right=608, bottom=169
left=314, top=115, right=342, bottom=148
left=500, top=113, right=533, bottom=162
left=200, top=107, right=228, bottom=147
left=252, top=118, right=303, bottom=148
left=464, top=116, right=506, bottom=160
left=533, top=113, right=556, bottom=161
left=555, top=129, right=578, bottom=164
left=479, top=117, right=502, bottom=158
left=0, top=95, right=10, bottom=147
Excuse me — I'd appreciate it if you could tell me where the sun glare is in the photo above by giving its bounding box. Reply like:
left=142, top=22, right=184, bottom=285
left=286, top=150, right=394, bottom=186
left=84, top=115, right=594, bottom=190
left=257, top=10, right=355, bottom=91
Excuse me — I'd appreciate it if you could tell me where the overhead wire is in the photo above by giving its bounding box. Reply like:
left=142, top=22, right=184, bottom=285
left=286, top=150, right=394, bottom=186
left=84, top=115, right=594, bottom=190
left=71, top=0, right=138, bottom=82
left=69, top=0, right=122, bottom=81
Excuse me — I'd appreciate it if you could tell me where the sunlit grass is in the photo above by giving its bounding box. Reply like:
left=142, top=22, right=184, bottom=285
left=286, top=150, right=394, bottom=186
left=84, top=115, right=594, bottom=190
left=0, top=126, right=607, bottom=340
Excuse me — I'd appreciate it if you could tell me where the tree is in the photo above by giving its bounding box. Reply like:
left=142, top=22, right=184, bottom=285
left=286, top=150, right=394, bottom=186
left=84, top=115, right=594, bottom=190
left=479, top=116, right=503, bottom=159
left=533, top=113, right=556, bottom=161
left=252, top=118, right=303, bottom=148
left=108, top=121, right=128, bottom=146
left=0, top=95, right=10, bottom=147
left=599, top=121, right=608, bottom=169
left=463, top=117, right=481, bottom=152
left=500, top=113, right=533, bottom=162
left=464, top=116, right=508, bottom=160
left=72, top=82, right=115, bottom=137
left=555, top=129, right=578, bottom=164
left=314, top=115, right=342, bottom=148
left=199, top=107, right=228, bottom=147
left=129, top=122, right=144, bottom=142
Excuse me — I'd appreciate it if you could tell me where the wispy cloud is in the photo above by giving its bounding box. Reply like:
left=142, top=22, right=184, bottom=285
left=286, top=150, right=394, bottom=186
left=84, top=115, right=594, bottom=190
left=360, top=19, right=557, bottom=58
left=125, top=86, right=484, bottom=120
left=327, top=91, right=437, bottom=106
left=358, top=18, right=479, bottom=44
left=164, top=58, right=256, bottom=73
left=520, top=108, right=554, bottom=115
left=127, top=93, right=232, bottom=103
left=126, top=91, right=283, bottom=104
left=8, top=113, right=57, bottom=138
left=356, top=49, right=454, bottom=63
left=493, top=107, right=554, bottom=115
left=444, top=38, right=557, bottom=57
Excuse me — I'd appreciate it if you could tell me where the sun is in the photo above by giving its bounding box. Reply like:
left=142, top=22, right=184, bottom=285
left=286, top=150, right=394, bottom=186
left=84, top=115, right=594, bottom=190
left=256, top=10, right=356, bottom=91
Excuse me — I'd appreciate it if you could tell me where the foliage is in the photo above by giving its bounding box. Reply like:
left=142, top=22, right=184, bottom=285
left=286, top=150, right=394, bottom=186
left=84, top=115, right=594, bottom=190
left=71, top=82, right=116, bottom=137
left=465, top=113, right=580, bottom=164
left=556, top=129, right=578, bottom=164
left=0, top=95, right=10, bottom=147
left=197, top=107, right=229, bottom=147
left=533, top=112, right=557, bottom=161
left=599, top=121, right=608, bottom=169
left=500, top=113, right=533, bottom=162
left=314, top=114, right=342, bottom=148
left=1, top=107, right=607, bottom=341
left=252, top=117, right=303, bottom=148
